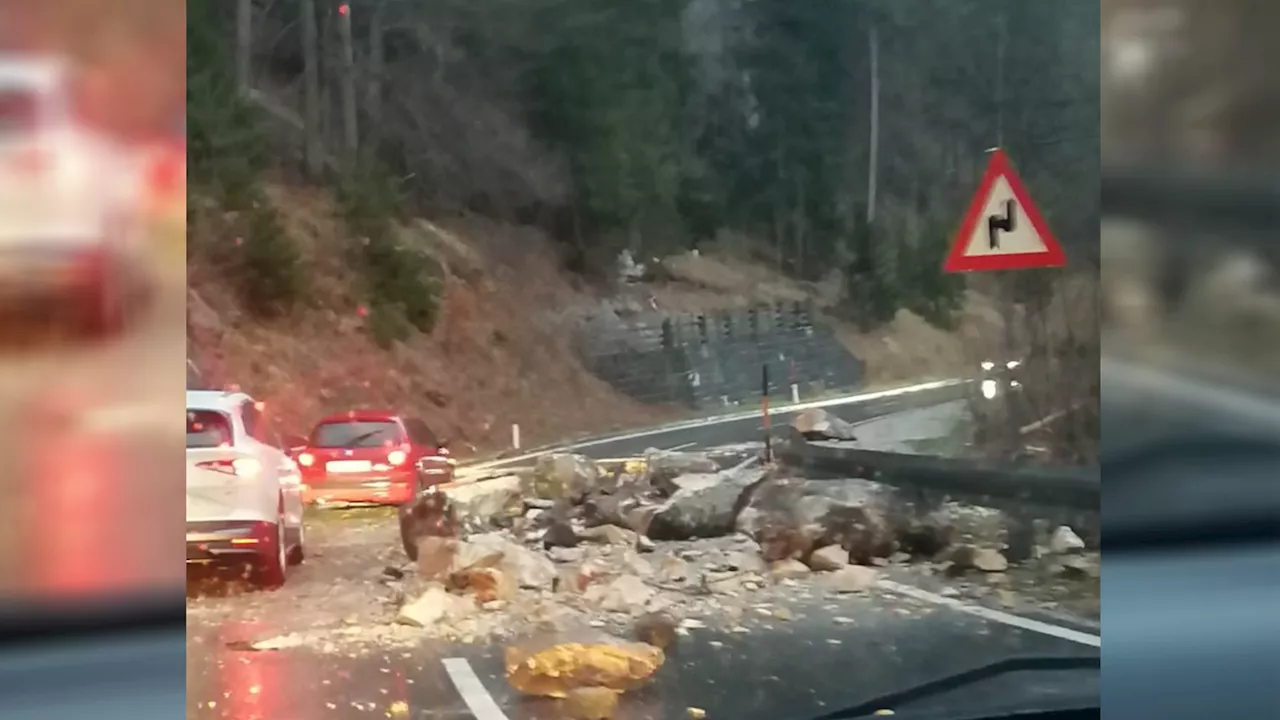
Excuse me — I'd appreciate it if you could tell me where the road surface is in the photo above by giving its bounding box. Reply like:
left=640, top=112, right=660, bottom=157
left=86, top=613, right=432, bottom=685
left=0, top=253, right=183, bottom=599
left=188, top=492, right=1098, bottom=719
left=475, top=380, right=971, bottom=468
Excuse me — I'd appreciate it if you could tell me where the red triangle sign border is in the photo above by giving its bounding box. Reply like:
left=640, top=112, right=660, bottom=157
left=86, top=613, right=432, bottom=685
left=942, top=148, right=1067, bottom=273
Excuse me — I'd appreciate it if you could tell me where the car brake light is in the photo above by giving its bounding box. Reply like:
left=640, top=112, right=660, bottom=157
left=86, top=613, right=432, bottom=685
left=297, top=452, right=315, bottom=467
left=387, top=449, right=407, bottom=466
left=196, top=457, right=261, bottom=477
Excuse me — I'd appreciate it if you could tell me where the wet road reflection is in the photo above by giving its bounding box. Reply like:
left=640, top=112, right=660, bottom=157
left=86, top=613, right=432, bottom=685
left=189, top=593, right=1098, bottom=720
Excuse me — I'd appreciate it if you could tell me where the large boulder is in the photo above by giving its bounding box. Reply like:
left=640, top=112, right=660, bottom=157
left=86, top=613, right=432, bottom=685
left=646, top=464, right=767, bottom=540
left=531, top=453, right=600, bottom=503
left=736, top=477, right=920, bottom=564
left=793, top=408, right=860, bottom=442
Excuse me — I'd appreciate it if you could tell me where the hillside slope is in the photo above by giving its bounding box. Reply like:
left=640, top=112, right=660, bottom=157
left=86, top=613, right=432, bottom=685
left=188, top=185, right=1000, bottom=458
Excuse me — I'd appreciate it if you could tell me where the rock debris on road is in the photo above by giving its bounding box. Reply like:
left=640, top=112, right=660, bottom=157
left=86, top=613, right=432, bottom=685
left=188, top=441, right=1098, bottom=720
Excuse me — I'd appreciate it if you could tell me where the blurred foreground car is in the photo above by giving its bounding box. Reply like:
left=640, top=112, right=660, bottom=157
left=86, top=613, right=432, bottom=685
left=290, top=410, right=454, bottom=506
left=185, top=389, right=305, bottom=588
left=0, top=55, right=150, bottom=337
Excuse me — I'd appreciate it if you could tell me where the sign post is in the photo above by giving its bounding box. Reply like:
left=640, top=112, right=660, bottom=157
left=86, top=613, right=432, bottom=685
left=761, top=364, right=772, bottom=463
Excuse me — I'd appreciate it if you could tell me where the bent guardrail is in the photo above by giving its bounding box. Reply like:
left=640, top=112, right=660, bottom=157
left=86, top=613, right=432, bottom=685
left=776, top=428, right=1099, bottom=511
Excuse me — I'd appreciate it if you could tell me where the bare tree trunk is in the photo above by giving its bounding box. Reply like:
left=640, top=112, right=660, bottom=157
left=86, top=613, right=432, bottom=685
left=866, top=24, right=880, bottom=226
left=338, top=1, right=360, bottom=168
left=235, top=0, right=252, bottom=91
left=367, top=0, right=386, bottom=161
left=300, top=0, right=323, bottom=178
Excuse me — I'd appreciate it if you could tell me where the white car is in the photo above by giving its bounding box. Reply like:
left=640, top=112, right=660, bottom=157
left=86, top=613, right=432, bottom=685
left=0, top=54, right=150, bottom=336
left=185, top=389, right=305, bottom=588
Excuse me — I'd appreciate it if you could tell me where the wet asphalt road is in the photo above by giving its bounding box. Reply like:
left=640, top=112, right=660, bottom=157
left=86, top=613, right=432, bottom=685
left=187, top=512, right=1099, bottom=720
left=188, top=570, right=1098, bottom=720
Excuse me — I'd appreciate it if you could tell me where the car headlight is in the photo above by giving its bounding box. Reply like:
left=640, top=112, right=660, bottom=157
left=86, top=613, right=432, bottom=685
left=980, top=379, right=999, bottom=399
left=980, top=360, right=995, bottom=371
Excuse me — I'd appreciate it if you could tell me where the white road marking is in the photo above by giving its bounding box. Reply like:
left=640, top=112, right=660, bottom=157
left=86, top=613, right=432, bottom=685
left=878, top=580, right=1101, bottom=648
left=468, top=378, right=965, bottom=470
left=442, top=657, right=510, bottom=720
left=665, top=441, right=697, bottom=451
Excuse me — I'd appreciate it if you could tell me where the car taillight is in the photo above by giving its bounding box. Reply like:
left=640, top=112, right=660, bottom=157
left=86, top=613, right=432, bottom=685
left=297, top=452, right=315, bottom=467
left=387, top=449, right=407, bottom=466
left=197, top=457, right=261, bottom=477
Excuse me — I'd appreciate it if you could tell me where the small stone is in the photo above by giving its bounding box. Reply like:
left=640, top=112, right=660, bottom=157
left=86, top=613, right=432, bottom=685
left=657, top=555, right=689, bottom=583
left=688, top=708, right=707, bottom=719
left=579, top=525, right=638, bottom=547
left=948, top=545, right=1008, bottom=573
left=823, top=565, right=878, bottom=594
left=769, top=558, right=811, bottom=580
left=1049, top=526, right=1086, bottom=554
left=396, top=584, right=475, bottom=627
left=807, top=545, right=849, bottom=572
left=634, top=612, right=678, bottom=650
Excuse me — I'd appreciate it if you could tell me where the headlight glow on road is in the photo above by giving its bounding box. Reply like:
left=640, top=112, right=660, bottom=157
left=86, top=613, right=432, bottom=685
left=981, top=379, right=999, bottom=399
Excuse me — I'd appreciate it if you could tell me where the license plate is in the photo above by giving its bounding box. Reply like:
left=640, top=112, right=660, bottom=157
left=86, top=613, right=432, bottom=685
left=326, top=460, right=372, bottom=473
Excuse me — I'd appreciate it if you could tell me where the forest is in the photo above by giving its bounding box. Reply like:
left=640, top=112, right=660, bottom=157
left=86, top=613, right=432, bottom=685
left=189, top=0, right=1099, bottom=331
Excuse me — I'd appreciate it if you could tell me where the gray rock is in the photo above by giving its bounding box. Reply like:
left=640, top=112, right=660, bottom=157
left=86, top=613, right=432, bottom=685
left=736, top=477, right=897, bottom=563
left=458, top=532, right=558, bottom=590
left=1049, top=525, right=1086, bottom=554
left=822, top=565, right=878, bottom=593
left=807, top=545, right=850, bottom=572
left=396, top=584, right=476, bottom=627
left=948, top=545, right=1008, bottom=573
left=644, top=449, right=721, bottom=496
left=531, top=453, right=599, bottom=503
left=647, top=465, right=767, bottom=540
left=793, top=408, right=860, bottom=441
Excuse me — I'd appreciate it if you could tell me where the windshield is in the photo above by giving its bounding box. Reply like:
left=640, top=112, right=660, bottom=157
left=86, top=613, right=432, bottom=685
left=310, top=420, right=403, bottom=448
left=186, top=409, right=231, bottom=449
left=185, top=0, right=1101, bottom=718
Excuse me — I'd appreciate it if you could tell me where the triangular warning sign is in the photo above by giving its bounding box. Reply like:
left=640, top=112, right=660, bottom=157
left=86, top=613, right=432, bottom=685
left=943, top=149, right=1066, bottom=273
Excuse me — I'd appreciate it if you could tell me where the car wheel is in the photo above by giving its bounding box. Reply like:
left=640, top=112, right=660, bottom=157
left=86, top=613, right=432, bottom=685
left=287, top=517, right=306, bottom=566
left=397, top=503, right=419, bottom=563
left=254, top=506, right=288, bottom=589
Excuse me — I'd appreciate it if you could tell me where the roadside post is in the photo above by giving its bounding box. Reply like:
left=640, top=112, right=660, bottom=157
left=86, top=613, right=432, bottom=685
left=761, top=364, right=772, bottom=463
left=943, top=148, right=1066, bottom=458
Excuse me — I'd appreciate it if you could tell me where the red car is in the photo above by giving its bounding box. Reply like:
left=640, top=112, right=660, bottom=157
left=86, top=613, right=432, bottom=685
left=290, top=411, right=454, bottom=506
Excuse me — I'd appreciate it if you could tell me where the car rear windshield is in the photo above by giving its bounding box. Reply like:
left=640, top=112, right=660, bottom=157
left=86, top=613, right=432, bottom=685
left=311, top=420, right=404, bottom=448
left=187, top=410, right=232, bottom=448
left=0, top=90, right=37, bottom=135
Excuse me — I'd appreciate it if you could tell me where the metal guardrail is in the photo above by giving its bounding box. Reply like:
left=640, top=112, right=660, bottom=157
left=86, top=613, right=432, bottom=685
left=776, top=428, right=1099, bottom=511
